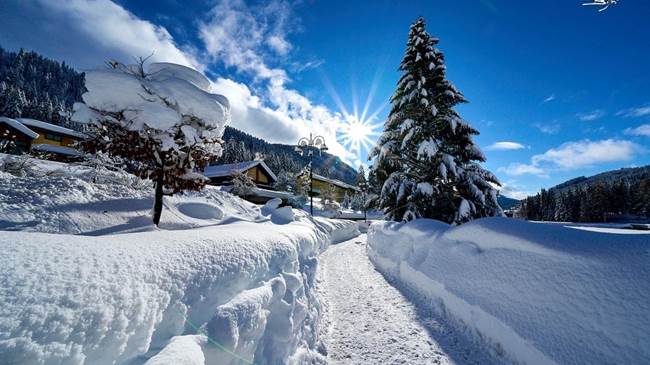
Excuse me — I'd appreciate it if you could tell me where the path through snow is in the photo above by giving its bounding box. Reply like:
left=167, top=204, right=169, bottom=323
left=318, top=234, right=452, bottom=364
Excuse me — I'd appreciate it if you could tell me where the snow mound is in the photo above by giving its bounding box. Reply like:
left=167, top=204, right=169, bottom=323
left=0, top=154, right=260, bottom=235
left=0, top=155, right=360, bottom=365
left=271, top=206, right=295, bottom=224
left=368, top=217, right=650, bottom=365
left=175, top=202, right=224, bottom=220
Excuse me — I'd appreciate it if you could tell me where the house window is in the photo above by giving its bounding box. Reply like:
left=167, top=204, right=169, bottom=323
left=44, top=133, right=62, bottom=142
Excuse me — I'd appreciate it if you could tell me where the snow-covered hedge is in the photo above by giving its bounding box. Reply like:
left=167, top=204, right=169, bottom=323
left=368, top=218, right=650, bottom=365
left=0, top=155, right=359, bottom=365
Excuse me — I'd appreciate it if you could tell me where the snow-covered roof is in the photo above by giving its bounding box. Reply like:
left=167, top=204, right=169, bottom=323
left=312, top=173, right=360, bottom=191
left=253, top=187, right=293, bottom=199
left=0, top=116, right=38, bottom=139
left=16, top=118, right=86, bottom=139
left=204, top=160, right=277, bottom=181
left=31, top=144, right=83, bottom=157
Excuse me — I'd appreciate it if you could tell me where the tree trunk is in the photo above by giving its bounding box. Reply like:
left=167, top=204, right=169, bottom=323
left=153, top=168, right=164, bottom=226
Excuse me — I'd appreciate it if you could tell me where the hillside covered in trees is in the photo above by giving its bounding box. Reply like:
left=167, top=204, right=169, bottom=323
left=217, top=127, right=358, bottom=184
left=518, top=166, right=650, bottom=222
left=0, top=47, right=85, bottom=126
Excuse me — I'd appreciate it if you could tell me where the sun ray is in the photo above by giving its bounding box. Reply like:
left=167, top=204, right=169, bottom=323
left=321, top=70, right=387, bottom=161
left=360, top=66, right=383, bottom=123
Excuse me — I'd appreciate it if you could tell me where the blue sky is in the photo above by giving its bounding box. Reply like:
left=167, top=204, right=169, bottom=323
left=1, top=0, right=649, bottom=198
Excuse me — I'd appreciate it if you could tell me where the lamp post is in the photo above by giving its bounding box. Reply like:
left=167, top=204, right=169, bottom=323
left=295, top=133, right=328, bottom=215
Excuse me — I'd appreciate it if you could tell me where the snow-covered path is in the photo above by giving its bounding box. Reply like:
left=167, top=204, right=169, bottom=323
left=318, top=234, right=452, bottom=364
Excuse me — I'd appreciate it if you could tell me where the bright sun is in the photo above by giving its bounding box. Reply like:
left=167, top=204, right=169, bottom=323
left=322, top=72, right=386, bottom=160
left=338, top=114, right=381, bottom=157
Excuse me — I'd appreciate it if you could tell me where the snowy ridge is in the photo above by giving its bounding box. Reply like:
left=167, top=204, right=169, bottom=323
left=0, top=155, right=359, bottom=365
left=367, top=218, right=650, bottom=365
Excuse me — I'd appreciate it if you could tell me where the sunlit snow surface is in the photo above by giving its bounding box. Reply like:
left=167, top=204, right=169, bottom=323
left=368, top=218, right=650, bottom=365
left=0, top=154, right=359, bottom=365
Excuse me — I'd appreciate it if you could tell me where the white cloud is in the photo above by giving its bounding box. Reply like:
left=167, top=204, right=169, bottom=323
left=624, top=124, right=650, bottom=137
left=577, top=109, right=605, bottom=121
left=267, top=35, right=292, bottom=56
left=533, top=122, right=561, bottom=134
left=198, top=0, right=357, bottom=165
left=498, top=181, right=536, bottom=200
left=531, top=139, right=640, bottom=169
left=617, top=105, right=650, bottom=118
left=543, top=94, right=556, bottom=103
left=498, top=163, right=548, bottom=177
left=500, top=139, right=642, bottom=177
left=27, top=0, right=199, bottom=68
left=485, top=141, right=526, bottom=151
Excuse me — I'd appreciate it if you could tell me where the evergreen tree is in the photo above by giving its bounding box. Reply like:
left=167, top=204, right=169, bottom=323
left=369, top=17, right=502, bottom=223
left=273, top=170, right=296, bottom=192
left=230, top=170, right=256, bottom=198
left=355, top=164, right=368, bottom=187
left=294, top=168, right=311, bottom=203
left=321, top=183, right=339, bottom=211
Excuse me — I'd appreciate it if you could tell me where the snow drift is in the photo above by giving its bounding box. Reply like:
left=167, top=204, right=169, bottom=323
left=368, top=217, right=650, bottom=365
left=0, top=155, right=359, bottom=365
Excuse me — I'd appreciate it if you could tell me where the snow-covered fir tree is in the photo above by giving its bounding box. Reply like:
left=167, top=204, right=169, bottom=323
left=294, top=167, right=311, bottom=202
left=321, top=183, right=339, bottom=211
left=230, top=170, right=256, bottom=197
left=342, top=192, right=351, bottom=209
left=352, top=164, right=369, bottom=212
left=273, top=170, right=296, bottom=192
left=369, top=17, right=502, bottom=224
left=72, top=59, right=230, bottom=225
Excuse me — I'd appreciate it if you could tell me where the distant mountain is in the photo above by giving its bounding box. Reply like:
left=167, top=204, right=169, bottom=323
left=518, top=165, right=650, bottom=222
left=216, top=126, right=359, bottom=184
left=552, top=166, right=650, bottom=192
left=497, top=195, right=520, bottom=210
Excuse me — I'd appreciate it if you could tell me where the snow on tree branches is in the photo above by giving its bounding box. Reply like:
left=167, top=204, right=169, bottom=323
left=369, top=17, right=502, bottom=224
left=72, top=59, right=230, bottom=225
left=230, top=170, right=256, bottom=197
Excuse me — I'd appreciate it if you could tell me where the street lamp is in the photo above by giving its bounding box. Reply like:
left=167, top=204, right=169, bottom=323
left=295, top=133, right=328, bottom=215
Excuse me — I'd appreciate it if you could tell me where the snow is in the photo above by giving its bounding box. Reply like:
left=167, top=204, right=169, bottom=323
left=318, top=234, right=503, bottom=364
left=417, top=182, right=433, bottom=196
left=368, top=217, right=650, bottom=365
left=17, top=118, right=87, bottom=139
left=417, top=139, right=437, bottom=158
left=203, top=160, right=277, bottom=181
left=144, top=335, right=207, bottom=365
left=73, top=62, right=228, bottom=137
left=0, top=116, right=39, bottom=139
left=31, top=143, right=84, bottom=157
left=0, top=154, right=360, bottom=365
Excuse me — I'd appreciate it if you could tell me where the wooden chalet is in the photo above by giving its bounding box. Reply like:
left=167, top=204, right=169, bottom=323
left=0, top=117, right=86, bottom=160
left=304, top=172, right=360, bottom=202
left=204, top=160, right=293, bottom=204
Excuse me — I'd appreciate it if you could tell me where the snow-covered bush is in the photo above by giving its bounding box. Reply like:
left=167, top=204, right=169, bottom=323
left=273, top=170, right=296, bottom=192
left=320, top=183, right=338, bottom=211
left=230, top=169, right=255, bottom=197
left=72, top=59, right=230, bottom=225
left=0, top=153, right=31, bottom=176
left=294, top=168, right=311, bottom=201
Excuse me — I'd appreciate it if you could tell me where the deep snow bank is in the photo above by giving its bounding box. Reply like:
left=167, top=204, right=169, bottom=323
left=368, top=217, right=650, bottom=365
left=0, top=155, right=359, bottom=365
